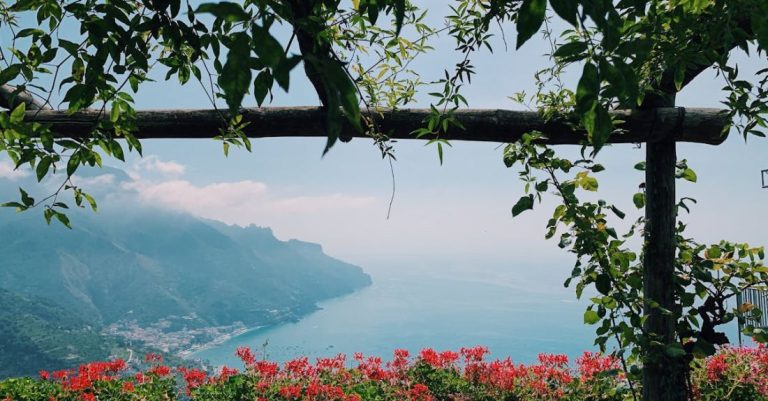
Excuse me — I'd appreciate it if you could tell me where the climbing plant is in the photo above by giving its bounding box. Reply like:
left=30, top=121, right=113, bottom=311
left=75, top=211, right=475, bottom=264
left=0, top=0, right=432, bottom=222
left=2, top=1, right=768, bottom=401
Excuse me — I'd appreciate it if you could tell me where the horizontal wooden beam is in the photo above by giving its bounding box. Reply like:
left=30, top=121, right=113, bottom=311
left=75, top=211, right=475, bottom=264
left=22, top=107, right=729, bottom=145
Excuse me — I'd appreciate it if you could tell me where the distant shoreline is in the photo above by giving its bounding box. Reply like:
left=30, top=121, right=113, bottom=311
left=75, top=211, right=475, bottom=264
left=178, top=305, right=324, bottom=359
left=178, top=286, right=372, bottom=361
left=179, top=325, right=266, bottom=358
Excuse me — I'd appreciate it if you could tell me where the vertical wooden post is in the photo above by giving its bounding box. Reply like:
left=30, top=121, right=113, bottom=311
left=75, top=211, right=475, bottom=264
left=642, top=96, right=687, bottom=401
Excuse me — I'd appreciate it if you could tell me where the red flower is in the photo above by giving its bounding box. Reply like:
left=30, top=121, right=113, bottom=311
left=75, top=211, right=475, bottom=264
left=236, top=346, right=256, bottom=366
left=135, top=372, right=148, bottom=384
left=706, top=351, right=729, bottom=381
left=122, top=381, right=135, bottom=393
left=217, top=366, right=239, bottom=382
left=278, top=384, right=302, bottom=399
left=537, top=353, right=569, bottom=368
left=144, top=353, right=163, bottom=363
left=409, top=383, right=434, bottom=401
left=316, top=354, right=346, bottom=373
left=460, top=346, right=489, bottom=363
left=354, top=354, right=389, bottom=380
left=253, top=360, right=279, bottom=378
left=53, top=370, right=72, bottom=381
left=389, top=349, right=411, bottom=373
left=284, top=356, right=313, bottom=378
left=178, top=367, right=207, bottom=394
left=576, top=351, right=618, bottom=381
left=39, top=370, right=50, bottom=380
left=149, top=365, right=171, bottom=377
left=418, top=348, right=440, bottom=367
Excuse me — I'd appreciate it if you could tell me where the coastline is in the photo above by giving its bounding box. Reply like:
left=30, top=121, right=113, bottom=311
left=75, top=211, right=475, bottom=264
left=178, top=286, right=372, bottom=361
left=179, top=325, right=265, bottom=358
left=178, top=305, right=323, bottom=359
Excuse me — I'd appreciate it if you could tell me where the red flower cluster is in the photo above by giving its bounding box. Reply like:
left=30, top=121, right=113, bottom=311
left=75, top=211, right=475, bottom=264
left=700, top=344, right=768, bottom=396
left=408, top=383, right=433, bottom=401
left=178, top=367, right=208, bottom=394
left=4, top=346, right=768, bottom=401
left=576, top=351, right=620, bottom=381
left=44, top=359, right=126, bottom=392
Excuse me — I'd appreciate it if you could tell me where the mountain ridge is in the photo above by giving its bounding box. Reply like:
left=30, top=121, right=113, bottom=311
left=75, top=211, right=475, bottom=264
left=0, top=168, right=372, bottom=377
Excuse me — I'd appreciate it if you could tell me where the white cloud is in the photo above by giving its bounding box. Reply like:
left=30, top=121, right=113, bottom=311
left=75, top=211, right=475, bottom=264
left=126, top=178, right=377, bottom=227
left=0, top=160, right=29, bottom=181
left=134, top=155, right=186, bottom=176
left=71, top=174, right=116, bottom=187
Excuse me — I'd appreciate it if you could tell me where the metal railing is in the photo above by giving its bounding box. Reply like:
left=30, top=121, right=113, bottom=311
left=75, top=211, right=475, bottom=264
left=762, top=169, right=768, bottom=188
left=737, top=288, right=768, bottom=345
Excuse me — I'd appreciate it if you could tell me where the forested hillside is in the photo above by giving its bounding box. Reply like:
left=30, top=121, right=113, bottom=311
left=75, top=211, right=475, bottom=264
left=0, top=170, right=371, bottom=378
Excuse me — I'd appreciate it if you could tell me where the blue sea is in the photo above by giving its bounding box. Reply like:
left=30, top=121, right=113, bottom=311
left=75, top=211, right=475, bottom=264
left=190, top=260, right=607, bottom=367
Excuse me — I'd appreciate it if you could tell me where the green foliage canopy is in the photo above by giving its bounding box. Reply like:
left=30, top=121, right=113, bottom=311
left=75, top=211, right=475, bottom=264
left=2, top=1, right=768, bottom=400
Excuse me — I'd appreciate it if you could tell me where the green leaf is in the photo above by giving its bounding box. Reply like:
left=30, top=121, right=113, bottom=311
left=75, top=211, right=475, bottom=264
left=0, top=64, right=22, bottom=85
left=54, top=211, right=71, bottom=229
left=665, top=343, right=687, bottom=358
left=314, top=57, right=361, bottom=154
left=576, top=62, right=599, bottom=114
left=219, top=32, right=252, bottom=112
left=1, top=201, right=26, bottom=211
left=584, top=310, right=600, bottom=325
left=109, top=141, right=125, bottom=161
left=66, top=153, right=79, bottom=176
left=19, top=187, right=34, bottom=207
left=511, top=194, right=534, bottom=217
left=692, top=339, right=716, bottom=358
left=110, top=104, right=121, bottom=123
left=44, top=208, right=53, bottom=224
left=394, top=0, right=406, bottom=35
left=253, top=71, right=272, bottom=106
left=577, top=172, right=599, bottom=191
left=16, top=28, right=43, bottom=38
left=610, top=205, right=625, bottom=219
left=753, top=11, right=768, bottom=51
left=705, top=246, right=721, bottom=259
left=633, top=192, right=645, bottom=209
left=582, top=103, right=612, bottom=152
left=681, top=168, right=697, bottom=182
left=273, top=55, right=301, bottom=92
left=549, top=0, right=579, bottom=26
left=251, top=25, right=283, bottom=69
left=83, top=192, right=97, bottom=212
left=515, top=0, right=546, bottom=49
left=553, top=41, right=587, bottom=59
left=36, top=157, right=51, bottom=181
left=674, top=65, right=685, bottom=91
left=596, top=273, right=611, bottom=295
left=10, top=102, right=26, bottom=123
left=195, top=2, right=249, bottom=22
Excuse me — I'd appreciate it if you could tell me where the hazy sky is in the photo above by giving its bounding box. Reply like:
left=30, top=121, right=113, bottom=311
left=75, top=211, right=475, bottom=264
left=1, top=2, right=766, bottom=278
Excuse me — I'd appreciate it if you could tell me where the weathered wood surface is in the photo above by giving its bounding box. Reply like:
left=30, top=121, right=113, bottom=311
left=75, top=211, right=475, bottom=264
left=23, top=107, right=729, bottom=145
left=642, top=95, right=687, bottom=401
left=643, top=134, right=688, bottom=401
left=1, top=85, right=50, bottom=111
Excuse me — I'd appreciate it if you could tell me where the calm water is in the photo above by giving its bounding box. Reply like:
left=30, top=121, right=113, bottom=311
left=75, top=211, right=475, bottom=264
left=191, top=261, right=604, bottom=367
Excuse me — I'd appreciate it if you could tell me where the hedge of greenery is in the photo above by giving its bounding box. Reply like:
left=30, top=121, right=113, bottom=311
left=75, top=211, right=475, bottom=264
left=1, top=345, right=766, bottom=401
